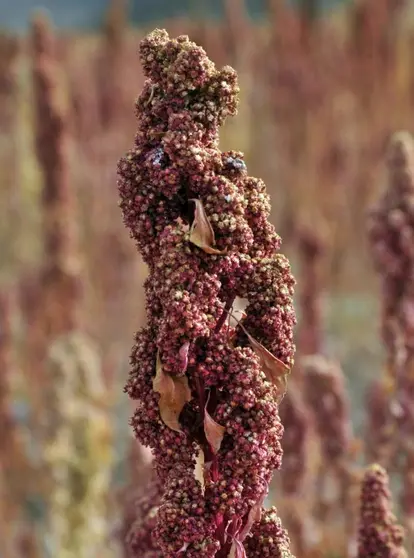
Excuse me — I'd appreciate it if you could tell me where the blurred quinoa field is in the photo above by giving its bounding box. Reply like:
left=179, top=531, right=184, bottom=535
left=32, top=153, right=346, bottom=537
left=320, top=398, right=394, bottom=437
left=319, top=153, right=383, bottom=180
left=2, top=1, right=414, bottom=557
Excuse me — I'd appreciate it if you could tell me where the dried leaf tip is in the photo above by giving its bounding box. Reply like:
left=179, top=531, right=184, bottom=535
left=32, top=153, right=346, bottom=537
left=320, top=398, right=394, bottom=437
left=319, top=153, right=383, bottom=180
left=189, top=199, right=227, bottom=255
left=204, top=405, right=225, bottom=454
left=228, top=539, right=247, bottom=558
left=153, top=352, right=192, bottom=432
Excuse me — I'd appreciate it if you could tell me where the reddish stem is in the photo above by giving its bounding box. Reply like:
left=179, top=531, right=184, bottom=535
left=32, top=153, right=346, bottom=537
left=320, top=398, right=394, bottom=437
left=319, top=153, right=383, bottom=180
left=215, top=294, right=236, bottom=334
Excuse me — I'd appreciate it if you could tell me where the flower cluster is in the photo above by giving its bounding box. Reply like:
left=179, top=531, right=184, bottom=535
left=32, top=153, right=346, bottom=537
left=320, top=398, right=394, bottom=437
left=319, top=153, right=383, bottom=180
left=43, top=332, right=112, bottom=558
left=296, top=224, right=327, bottom=356
left=126, top=474, right=163, bottom=558
left=0, top=289, right=28, bottom=546
left=301, top=355, right=354, bottom=529
left=301, top=355, right=353, bottom=464
left=32, top=14, right=74, bottom=266
left=357, top=464, right=407, bottom=558
left=245, top=507, right=293, bottom=558
left=367, top=131, right=414, bottom=533
left=32, top=14, right=82, bottom=336
left=277, top=387, right=310, bottom=555
left=365, top=376, right=395, bottom=466
left=367, top=131, right=414, bottom=368
left=279, top=388, right=309, bottom=496
left=118, top=29, right=296, bottom=557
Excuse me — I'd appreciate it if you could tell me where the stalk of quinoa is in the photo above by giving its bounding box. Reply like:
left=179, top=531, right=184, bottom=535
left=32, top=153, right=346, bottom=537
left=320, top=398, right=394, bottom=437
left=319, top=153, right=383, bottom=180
left=118, top=29, right=296, bottom=558
left=301, top=355, right=357, bottom=552
left=296, top=225, right=326, bottom=356
left=278, top=387, right=310, bottom=555
left=365, top=375, right=395, bottom=466
left=367, top=131, right=414, bottom=540
left=357, top=464, right=407, bottom=558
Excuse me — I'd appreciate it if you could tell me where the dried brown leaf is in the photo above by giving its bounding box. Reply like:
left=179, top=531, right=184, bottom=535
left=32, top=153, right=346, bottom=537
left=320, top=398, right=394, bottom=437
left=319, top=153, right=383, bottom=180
left=178, top=341, right=190, bottom=373
left=239, top=486, right=268, bottom=541
left=228, top=540, right=247, bottom=558
left=247, top=333, right=290, bottom=378
left=204, top=406, right=225, bottom=454
left=228, top=297, right=249, bottom=329
left=189, top=199, right=227, bottom=255
left=177, top=542, right=190, bottom=553
left=238, top=324, right=290, bottom=401
left=153, top=352, right=192, bottom=432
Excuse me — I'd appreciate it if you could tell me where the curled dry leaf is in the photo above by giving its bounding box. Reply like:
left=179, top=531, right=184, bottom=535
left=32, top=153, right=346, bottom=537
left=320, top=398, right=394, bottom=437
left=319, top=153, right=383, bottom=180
left=239, top=485, right=268, bottom=541
left=178, top=341, right=190, bottom=373
left=204, top=405, right=225, bottom=454
left=228, top=297, right=249, bottom=330
left=177, top=542, right=190, bottom=553
left=145, top=84, right=156, bottom=106
left=228, top=539, right=247, bottom=558
left=153, top=352, right=192, bottom=432
left=189, top=199, right=227, bottom=255
left=238, top=323, right=290, bottom=401
left=194, top=446, right=205, bottom=494
left=233, top=296, right=249, bottom=315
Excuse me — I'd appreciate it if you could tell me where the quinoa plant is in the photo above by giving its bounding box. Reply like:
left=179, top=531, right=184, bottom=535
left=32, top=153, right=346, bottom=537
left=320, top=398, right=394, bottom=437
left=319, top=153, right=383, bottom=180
left=31, top=13, right=81, bottom=337
left=296, top=225, right=326, bottom=356
left=367, top=131, right=414, bottom=542
left=302, top=356, right=353, bottom=477
left=279, top=389, right=309, bottom=498
left=365, top=375, right=394, bottom=466
left=124, top=474, right=162, bottom=558
left=278, top=387, right=310, bottom=555
left=0, top=290, right=23, bottom=558
left=302, top=355, right=357, bottom=552
left=118, top=29, right=296, bottom=557
left=31, top=15, right=113, bottom=557
left=0, top=33, right=20, bottom=269
left=357, top=464, right=407, bottom=558
left=98, top=0, right=127, bottom=128
left=43, top=332, right=112, bottom=558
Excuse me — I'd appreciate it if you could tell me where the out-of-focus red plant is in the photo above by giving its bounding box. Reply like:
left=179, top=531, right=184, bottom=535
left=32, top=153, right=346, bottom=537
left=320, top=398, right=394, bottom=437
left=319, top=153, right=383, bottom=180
left=302, top=355, right=358, bottom=555
left=367, top=131, right=414, bottom=546
left=357, top=464, right=407, bottom=558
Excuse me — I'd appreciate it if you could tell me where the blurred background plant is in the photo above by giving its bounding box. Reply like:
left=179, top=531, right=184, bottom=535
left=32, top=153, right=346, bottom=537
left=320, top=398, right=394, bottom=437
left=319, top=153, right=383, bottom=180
left=1, top=0, right=414, bottom=556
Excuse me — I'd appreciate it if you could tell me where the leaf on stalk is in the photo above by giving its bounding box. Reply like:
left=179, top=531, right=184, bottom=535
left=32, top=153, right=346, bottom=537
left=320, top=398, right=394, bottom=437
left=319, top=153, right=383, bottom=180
left=228, top=540, right=247, bottom=558
left=239, top=485, right=268, bottom=541
left=153, top=352, right=192, bottom=432
left=204, top=406, right=225, bottom=454
left=238, top=323, right=290, bottom=400
left=177, top=542, right=190, bottom=553
left=178, top=341, right=190, bottom=374
left=233, top=297, right=249, bottom=315
left=228, top=297, right=249, bottom=331
left=189, top=199, right=227, bottom=255
left=194, top=446, right=205, bottom=494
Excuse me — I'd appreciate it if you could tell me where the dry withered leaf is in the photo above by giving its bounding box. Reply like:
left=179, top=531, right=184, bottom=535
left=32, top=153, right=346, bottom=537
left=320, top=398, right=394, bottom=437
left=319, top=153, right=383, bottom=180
left=145, top=84, right=156, bottom=106
left=189, top=199, right=227, bottom=255
left=239, top=486, right=268, bottom=541
left=177, top=542, right=190, bottom=553
left=246, top=331, right=290, bottom=378
left=228, top=539, right=247, bottom=558
left=228, top=297, right=248, bottom=330
left=204, top=405, right=225, bottom=454
left=178, top=341, right=190, bottom=374
left=238, top=323, right=290, bottom=400
left=153, top=352, right=192, bottom=432
left=194, top=446, right=205, bottom=494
